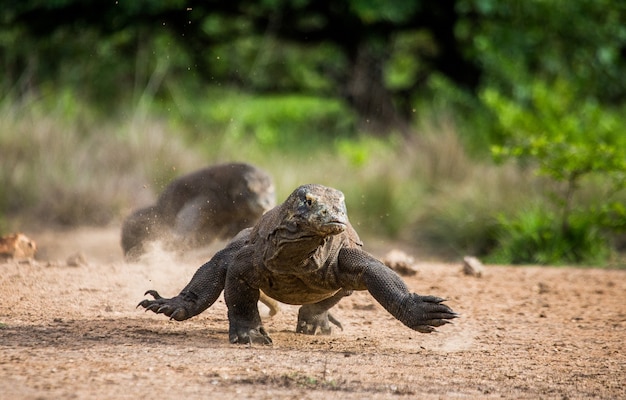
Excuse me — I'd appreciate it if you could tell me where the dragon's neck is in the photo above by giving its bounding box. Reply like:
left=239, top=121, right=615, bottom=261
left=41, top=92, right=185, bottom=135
left=264, top=227, right=330, bottom=274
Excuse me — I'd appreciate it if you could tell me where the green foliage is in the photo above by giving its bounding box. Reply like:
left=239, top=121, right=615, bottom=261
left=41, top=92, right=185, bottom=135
left=349, top=0, right=420, bottom=24
left=485, top=79, right=626, bottom=203
left=459, top=0, right=626, bottom=102
left=161, top=87, right=356, bottom=152
left=488, top=207, right=610, bottom=266
left=487, top=81, right=626, bottom=183
left=335, top=134, right=394, bottom=167
left=207, top=36, right=347, bottom=94
left=483, top=79, right=626, bottom=264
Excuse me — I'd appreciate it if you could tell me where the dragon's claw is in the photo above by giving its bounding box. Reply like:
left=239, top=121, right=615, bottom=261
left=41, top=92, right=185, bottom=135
left=137, top=290, right=192, bottom=321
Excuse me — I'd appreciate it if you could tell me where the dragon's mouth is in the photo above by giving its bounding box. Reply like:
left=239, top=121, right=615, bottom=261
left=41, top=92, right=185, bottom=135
left=327, top=221, right=346, bottom=227
left=323, top=221, right=347, bottom=233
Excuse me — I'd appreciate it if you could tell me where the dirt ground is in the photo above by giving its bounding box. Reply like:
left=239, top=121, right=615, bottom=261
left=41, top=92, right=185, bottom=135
left=1, top=226, right=625, bottom=399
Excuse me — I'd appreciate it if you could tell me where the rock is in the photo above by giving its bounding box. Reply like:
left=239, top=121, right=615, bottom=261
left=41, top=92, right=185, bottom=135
left=535, top=282, right=550, bottom=294
left=66, top=252, right=88, bottom=267
left=382, top=249, right=417, bottom=276
left=0, top=233, right=37, bottom=260
left=462, top=256, right=484, bottom=277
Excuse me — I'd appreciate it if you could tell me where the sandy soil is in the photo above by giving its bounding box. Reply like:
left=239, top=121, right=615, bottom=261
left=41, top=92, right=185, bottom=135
left=1, top=226, right=625, bottom=399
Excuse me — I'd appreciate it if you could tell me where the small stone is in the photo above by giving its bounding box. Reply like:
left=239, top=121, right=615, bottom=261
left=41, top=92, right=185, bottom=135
left=67, top=252, right=88, bottom=267
left=462, top=256, right=484, bottom=277
left=535, top=282, right=550, bottom=294
left=0, top=233, right=37, bottom=260
left=382, top=249, right=417, bottom=276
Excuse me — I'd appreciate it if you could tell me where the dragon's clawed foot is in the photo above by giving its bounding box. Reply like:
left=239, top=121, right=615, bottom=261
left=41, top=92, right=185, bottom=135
left=229, top=325, right=273, bottom=345
left=137, top=290, right=191, bottom=321
left=296, top=307, right=343, bottom=335
left=405, top=294, right=459, bottom=333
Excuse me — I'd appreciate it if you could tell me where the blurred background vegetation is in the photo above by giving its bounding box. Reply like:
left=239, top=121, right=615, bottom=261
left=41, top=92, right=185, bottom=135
left=1, top=0, right=625, bottom=266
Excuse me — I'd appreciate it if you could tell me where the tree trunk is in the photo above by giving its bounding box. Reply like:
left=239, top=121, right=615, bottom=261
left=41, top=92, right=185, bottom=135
left=344, top=45, right=410, bottom=135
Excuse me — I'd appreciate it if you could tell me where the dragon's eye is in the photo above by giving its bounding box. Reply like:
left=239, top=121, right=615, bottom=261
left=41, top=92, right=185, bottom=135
left=302, top=192, right=317, bottom=208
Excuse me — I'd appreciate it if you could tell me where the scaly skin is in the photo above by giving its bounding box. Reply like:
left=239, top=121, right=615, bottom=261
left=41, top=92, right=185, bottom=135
left=121, top=162, right=275, bottom=259
left=138, top=184, right=458, bottom=344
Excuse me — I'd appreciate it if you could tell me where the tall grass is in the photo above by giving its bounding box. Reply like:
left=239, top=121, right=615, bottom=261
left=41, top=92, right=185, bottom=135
left=0, top=92, right=204, bottom=227
left=1, top=89, right=622, bottom=265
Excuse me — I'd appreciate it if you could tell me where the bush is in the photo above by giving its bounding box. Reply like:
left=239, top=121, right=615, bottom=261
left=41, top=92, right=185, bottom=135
left=483, top=79, right=626, bottom=265
left=488, top=207, right=611, bottom=266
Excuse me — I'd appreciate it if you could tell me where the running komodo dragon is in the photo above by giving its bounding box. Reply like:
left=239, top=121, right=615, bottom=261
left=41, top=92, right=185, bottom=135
left=121, top=162, right=275, bottom=260
left=138, top=184, right=458, bottom=344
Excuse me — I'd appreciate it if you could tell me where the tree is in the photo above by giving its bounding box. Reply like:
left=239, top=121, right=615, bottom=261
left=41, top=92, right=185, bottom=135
left=485, top=79, right=626, bottom=264
left=1, top=0, right=481, bottom=132
left=2, top=0, right=624, bottom=134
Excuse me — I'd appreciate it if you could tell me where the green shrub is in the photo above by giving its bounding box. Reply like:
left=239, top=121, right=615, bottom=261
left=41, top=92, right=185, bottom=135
left=483, top=79, right=626, bottom=264
left=488, top=207, right=611, bottom=266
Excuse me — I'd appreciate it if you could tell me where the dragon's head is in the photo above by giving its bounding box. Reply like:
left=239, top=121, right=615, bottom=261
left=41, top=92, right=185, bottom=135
left=283, top=184, right=348, bottom=237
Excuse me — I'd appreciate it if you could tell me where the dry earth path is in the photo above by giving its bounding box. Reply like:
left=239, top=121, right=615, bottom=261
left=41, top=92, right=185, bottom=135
left=1, top=227, right=624, bottom=399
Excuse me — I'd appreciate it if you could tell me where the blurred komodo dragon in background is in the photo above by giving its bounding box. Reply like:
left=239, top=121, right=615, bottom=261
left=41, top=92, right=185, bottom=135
left=121, top=162, right=275, bottom=260
left=138, top=184, right=458, bottom=344
left=123, top=162, right=279, bottom=316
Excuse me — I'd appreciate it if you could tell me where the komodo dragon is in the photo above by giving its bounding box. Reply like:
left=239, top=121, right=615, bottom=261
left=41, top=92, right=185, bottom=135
left=124, top=162, right=279, bottom=316
left=138, top=184, right=457, bottom=344
left=121, top=162, right=275, bottom=260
